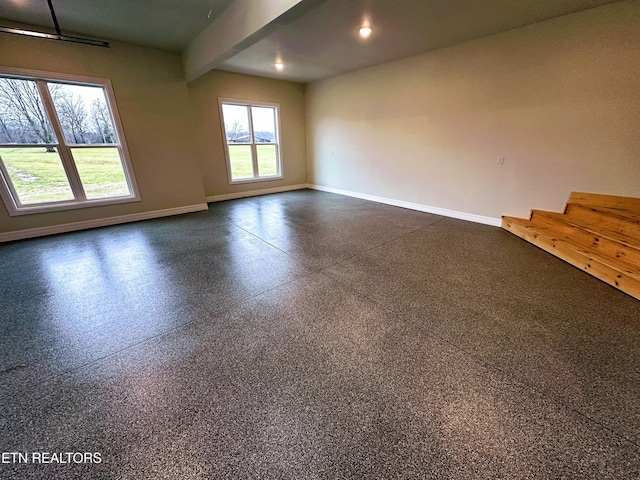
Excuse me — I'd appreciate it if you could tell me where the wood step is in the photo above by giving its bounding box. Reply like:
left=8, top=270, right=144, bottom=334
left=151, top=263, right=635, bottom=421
left=502, top=191, right=640, bottom=301
left=503, top=216, right=640, bottom=280
left=564, top=204, right=640, bottom=239
left=530, top=210, right=640, bottom=251
left=567, top=192, right=640, bottom=214
left=502, top=216, right=640, bottom=300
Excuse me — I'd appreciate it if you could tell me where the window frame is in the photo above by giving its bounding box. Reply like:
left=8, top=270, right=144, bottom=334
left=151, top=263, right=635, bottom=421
left=0, top=66, right=140, bottom=216
left=218, top=97, right=283, bottom=185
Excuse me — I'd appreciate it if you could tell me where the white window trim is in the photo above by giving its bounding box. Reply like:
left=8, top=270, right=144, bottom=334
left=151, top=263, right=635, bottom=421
left=0, top=66, right=140, bottom=216
left=218, top=97, right=283, bottom=185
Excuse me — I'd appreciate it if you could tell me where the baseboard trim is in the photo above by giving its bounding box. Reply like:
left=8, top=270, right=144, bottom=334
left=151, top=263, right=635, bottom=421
left=206, top=184, right=309, bottom=203
left=308, top=184, right=502, bottom=227
left=0, top=203, right=209, bottom=243
left=2, top=186, right=501, bottom=242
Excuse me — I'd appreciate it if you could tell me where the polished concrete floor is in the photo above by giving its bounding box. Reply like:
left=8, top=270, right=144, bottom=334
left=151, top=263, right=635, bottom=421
left=1, top=189, right=639, bottom=479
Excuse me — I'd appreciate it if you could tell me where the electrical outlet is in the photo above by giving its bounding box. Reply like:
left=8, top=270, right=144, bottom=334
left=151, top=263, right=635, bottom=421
left=497, top=156, right=505, bottom=165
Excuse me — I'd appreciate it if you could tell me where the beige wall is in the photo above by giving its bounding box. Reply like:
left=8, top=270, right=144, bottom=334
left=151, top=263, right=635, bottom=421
left=305, top=1, right=640, bottom=220
left=187, top=70, right=307, bottom=198
left=0, top=34, right=307, bottom=238
left=0, top=33, right=205, bottom=235
left=2, top=0, right=638, bottom=237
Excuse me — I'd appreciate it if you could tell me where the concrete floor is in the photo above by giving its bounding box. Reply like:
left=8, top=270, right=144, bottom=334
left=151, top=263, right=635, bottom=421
left=1, top=189, right=639, bottom=479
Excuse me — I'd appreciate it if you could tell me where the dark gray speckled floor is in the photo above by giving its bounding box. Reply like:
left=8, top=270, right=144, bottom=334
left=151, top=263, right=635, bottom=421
left=1, top=189, right=639, bottom=479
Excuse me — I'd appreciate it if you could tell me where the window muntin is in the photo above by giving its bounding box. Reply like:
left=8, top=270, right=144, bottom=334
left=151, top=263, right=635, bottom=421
left=0, top=68, right=139, bottom=215
left=219, top=99, right=282, bottom=183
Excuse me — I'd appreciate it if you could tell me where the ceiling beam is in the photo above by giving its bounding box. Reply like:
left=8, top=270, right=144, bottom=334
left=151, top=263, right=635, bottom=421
left=183, top=0, right=325, bottom=82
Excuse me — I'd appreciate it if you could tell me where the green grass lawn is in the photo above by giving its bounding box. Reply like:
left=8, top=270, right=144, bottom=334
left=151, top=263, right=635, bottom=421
left=0, top=147, right=130, bottom=204
left=229, top=145, right=278, bottom=180
left=71, top=147, right=130, bottom=199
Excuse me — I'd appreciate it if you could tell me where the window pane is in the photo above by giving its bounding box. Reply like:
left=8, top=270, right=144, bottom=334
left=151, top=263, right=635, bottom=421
left=251, top=106, right=276, bottom=143
left=48, top=83, right=116, bottom=145
left=228, top=145, right=253, bottom=180
left=257, top=145, right=278, bottom=176
left=71, top=147, right=131, bottom=199
left=0, top=77, right=57, bottom=144
left=0, top=147, right=73, bottom=204
left=222, top=104, right=251, bottom=143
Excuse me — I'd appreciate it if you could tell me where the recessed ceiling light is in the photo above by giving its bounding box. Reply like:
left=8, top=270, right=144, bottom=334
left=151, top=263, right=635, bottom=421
left=274, top=61, right=284, bottom=71
left=359, top=25, right=372, bottom=39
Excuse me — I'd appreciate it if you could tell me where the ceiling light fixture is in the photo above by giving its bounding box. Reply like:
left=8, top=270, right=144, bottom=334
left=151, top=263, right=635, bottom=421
left=359, top=25, right=372, bottom=39
left=274, top=61, right=284, bottom=71
left=0, top=0, right=109, bottom=47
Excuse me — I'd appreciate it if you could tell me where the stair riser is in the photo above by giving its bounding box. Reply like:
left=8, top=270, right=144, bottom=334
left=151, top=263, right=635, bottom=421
left=531, top=210, right=640, bottom=250
left=564, top=205, right=640, bottom=239
left=568, top=192, right=640, bottom=214
left=529, top=212, right=640, bottom=269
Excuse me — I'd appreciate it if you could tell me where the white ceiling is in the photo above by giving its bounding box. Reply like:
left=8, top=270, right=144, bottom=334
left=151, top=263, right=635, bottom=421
left=0, top=0, right=620, bottom=83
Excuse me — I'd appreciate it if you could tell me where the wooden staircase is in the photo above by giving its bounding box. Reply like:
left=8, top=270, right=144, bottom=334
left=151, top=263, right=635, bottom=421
left=502, top=192, right=640, bottom=300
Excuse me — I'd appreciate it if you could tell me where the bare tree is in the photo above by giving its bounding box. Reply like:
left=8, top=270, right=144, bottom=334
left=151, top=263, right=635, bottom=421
left=0, top=112, right=15, bottom=143
left=226, top=119, right=247, bottom=142
left=51, top=87, right=89, bottom=144
left=90, top=98, right=115, bottom=144
left=0, top=78, right=57, bottom=150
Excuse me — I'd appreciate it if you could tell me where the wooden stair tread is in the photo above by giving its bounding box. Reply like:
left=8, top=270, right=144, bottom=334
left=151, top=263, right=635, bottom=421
left=568, top=192, right=640, bottom=215
left=526, top=212, right=640, bottom=269
left=502, top=216, right=640, bottom=280
left=566, top=204, right=640, bottom=222
left=563, top=204, right=640, bottom=243
left=530, top=210, right=640, bottom=251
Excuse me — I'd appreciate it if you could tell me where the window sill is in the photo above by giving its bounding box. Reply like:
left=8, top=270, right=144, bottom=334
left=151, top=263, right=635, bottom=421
left=4, top=195, right=141, bottom=216
left=228, top=175, right=284, bottom=186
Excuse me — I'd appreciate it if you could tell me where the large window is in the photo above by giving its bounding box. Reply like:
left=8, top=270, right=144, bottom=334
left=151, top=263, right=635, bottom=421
left=219, top=99, right=282, bottom=183
left=0, top=67, right=139, bottom=215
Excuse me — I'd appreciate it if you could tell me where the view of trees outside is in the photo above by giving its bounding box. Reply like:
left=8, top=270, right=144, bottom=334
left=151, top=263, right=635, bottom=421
left=0, top=78, right=57, bottom=148
left=0, top=77, right=116, bottom=146
left=0, top=76, right=131, bottom=207
left=222, top=104, right=276, bottom=144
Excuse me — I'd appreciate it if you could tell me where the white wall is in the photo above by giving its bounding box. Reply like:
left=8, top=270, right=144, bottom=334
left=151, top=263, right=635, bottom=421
left=305, top=1, right=640, bottom=221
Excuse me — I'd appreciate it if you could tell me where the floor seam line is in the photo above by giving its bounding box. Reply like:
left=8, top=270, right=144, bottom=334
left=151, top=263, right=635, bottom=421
left=206, top=206, right=447, bottom=273
left=316, top=217, right=448, bottom=272
left=205, top=208, right=322, bottom=271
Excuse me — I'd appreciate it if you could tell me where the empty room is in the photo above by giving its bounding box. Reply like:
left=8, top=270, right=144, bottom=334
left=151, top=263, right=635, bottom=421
left=1, top=0, right=639, bottom=478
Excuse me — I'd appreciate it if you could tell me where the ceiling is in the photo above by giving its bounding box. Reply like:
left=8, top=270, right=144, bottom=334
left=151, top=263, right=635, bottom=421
left=0, top=0, right=234, bottom=52
left=0, top=0, right=620, bottom=83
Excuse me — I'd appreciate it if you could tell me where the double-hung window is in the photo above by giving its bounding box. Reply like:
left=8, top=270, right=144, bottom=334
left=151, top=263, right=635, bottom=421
left=219, top=99, right=282, bottom=183
left=0, top=67, right=139, bottom=215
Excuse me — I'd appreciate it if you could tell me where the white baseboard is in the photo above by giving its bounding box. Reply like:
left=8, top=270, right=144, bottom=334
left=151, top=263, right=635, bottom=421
left=206, top=184, right=309, bottom=203
left=2, top=185, right=501, bottom=242
left=308, top=184, right=502, bottom=227
left=0, top=203, right=209, bottom=243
